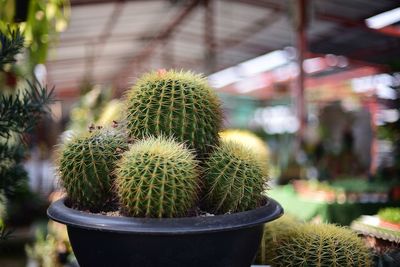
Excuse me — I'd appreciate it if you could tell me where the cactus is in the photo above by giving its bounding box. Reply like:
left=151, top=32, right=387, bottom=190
left=260, top=220, right=373, bottom=267
left=125, top=70, right=222, bottom=157
left=220, top=129, right=270, bottom=174
left=255, top=215, right=302, bottom=265
left=58, top=128, right=128, bottom=211
left=202, top=140, right=268, bottom=214
left=115, top=136, right=199, bottom=218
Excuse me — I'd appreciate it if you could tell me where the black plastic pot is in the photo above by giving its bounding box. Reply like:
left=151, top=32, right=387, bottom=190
left=48, top=197, right=283, bottom=267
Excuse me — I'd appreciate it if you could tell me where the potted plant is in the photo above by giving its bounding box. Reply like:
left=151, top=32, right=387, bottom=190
left=48, top=70, right=283, bottom=267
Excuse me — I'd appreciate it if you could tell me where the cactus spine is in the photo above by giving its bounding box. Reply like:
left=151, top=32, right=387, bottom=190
left=220, top=129, right=270, bottom=174
left=125, top=70, right=222, bottom=157
left=255, top=215, right=302, bottom=265
left=58, top=128, right=128, bottom=211
left=202, top=140, right=268, bottom=214
left=115, top=136, right=199, bottom=218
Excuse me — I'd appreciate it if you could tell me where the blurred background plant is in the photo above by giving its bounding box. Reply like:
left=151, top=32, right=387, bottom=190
left=0, top=28, right=53, bottom=224
left=66, top=83, right=123, bottom=135
left=0, top=0, right=70, bottom=72
left=0, top=0, right=69, bottom=264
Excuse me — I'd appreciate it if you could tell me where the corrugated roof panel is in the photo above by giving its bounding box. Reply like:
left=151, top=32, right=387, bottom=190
left=46, top=0, right=400, bottom=95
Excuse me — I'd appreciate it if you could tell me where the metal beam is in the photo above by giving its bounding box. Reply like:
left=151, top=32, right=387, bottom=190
left=317, top=13, right=400, bottom=38
left=113, top=0, right=201, bottom=88
left=218, top=12, right=280, bottom=52
left=229, top=0, right=400, bottom=38
left=70, top=0, right=157, bottom=6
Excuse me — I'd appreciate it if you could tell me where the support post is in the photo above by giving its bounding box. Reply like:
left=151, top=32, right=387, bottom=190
left=204, top=0, right=216, bottom=73
left=296, top=0, right=308, bottom=139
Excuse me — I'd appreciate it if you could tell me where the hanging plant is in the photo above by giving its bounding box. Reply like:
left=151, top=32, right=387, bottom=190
left=0, top=0, right=70, bottom=70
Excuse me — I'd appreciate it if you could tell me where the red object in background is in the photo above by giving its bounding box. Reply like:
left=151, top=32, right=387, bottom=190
left=5, top=71, right=17, bottom=87
left=379, top=219, right=400, bottom=231
left=391, top=186, right=400, bottom=201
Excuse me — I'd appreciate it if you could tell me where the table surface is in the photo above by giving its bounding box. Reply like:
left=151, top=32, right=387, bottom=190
left=351, top=215, right=400, bottom=243
left=269, top=185, right=400, bottom=225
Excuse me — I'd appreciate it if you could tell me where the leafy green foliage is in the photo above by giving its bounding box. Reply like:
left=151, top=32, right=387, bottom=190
left=125, top=70, right=222, bottom=157
left=0, top=193, right=11, bottom=241
left=0, top=80, right=53, bottom=197
left=0, top=144, right=28, bottom=197
left=0, top=80, right=54, bottom=137
left=0, top=29, right=53, bottom=198
left=0, top=222, right=13, bottom=241
left=378, top=208, right=400, bottom=224
left=115, top=136, right=199, bottom=218
left=202, top=140, right=268, bottom=214
left=0, top=0, right=70, bottom=68
left=58, top=128, right=128, bottom=211
left=0, top=28, right=24, bottom=68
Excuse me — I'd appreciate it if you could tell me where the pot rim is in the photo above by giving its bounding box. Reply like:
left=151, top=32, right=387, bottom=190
left=47, top=197, right=283, bottom=235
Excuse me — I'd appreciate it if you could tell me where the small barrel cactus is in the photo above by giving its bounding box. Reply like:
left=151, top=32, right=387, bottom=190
left=220, top=129, right=270, bottom=174
left=255, top=215, right=302, bottom=265
left=115, top=136, right=199, bottom=218
left=202, top=140, right=268, bottom=214
left=125, top=69, right=222, bottom=157
left=58, top=128, right=128, bottom=211
left=260, top=220, right=373, bottom=267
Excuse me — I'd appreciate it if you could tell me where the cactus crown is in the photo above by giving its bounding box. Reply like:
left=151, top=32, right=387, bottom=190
left=125, top=69, right=222, bottom=157
left=203, top=140, right=268, bottom=214
left=57, top=128, right=127, bottom=211
left=115, top=136, right=200, bottom=218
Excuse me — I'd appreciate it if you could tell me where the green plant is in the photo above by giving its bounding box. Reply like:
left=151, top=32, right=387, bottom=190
left=115, top=136, right=199, bottom=218
left=57, top=69, right=273, bottom=220
left=202, top=140, right=268, bottom=214
left=67, top=85, right=120, bottom=134
left=0, top=27, right=24, bottom=67
left=0, top=0, right=70, bottom=69
left=58, top=127, right=128, bottom=211
left=378, top=208, right=400, bottom=224
left=0, top=29, right=53, bottom=198
left=26, top=230, right=60, bottom=267
left=25, top=218, right=76, bottom=267
left=220, top=129, right=270, bottom=174
left=125, top=69, right=222, bottom=157
left=260, top=220, right=373, bottom=267
left=255, top=215, right=301, bottom=265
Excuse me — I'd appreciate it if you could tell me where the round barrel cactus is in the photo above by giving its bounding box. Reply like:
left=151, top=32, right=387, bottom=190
left=255, top=215, right=301, bottom=265
left=260, top=220, right=373, bottom=267
left=115, top=136, right=199, bottom=218
left=202, top=140, right=268, bottom=214
left=125, top=70, right=222, bottom=157
left=220, top=129, right=270, bottom=174
left=58, top=128, right=128, bottom=211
